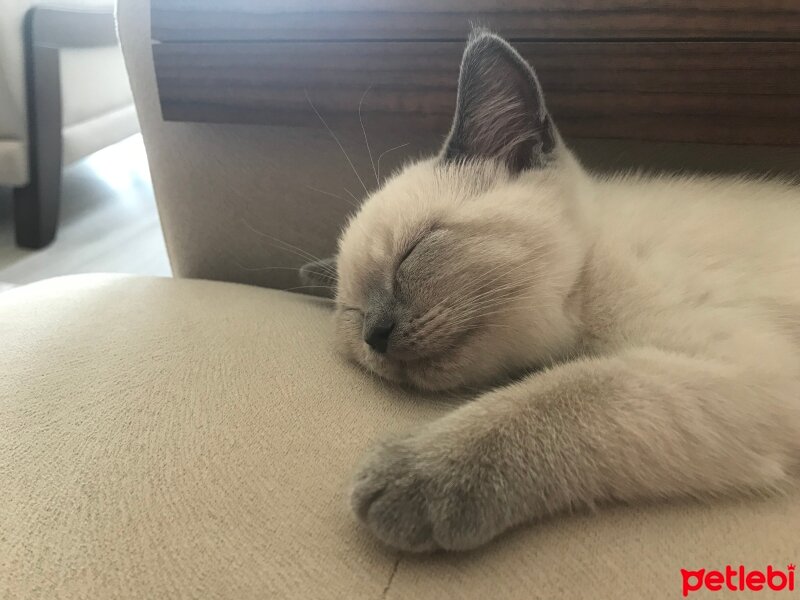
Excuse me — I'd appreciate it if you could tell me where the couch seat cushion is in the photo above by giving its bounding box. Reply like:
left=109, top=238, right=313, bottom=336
left=1, top=275, right=798, bottom=599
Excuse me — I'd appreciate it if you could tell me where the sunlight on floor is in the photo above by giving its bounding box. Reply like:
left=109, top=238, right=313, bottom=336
left=0, top=135, right=170, bottom=289
left=84, top=133, right=152, bottom=195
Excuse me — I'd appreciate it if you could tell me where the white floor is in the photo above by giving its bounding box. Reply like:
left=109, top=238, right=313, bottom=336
left=0, top=136, right=171, bottom=290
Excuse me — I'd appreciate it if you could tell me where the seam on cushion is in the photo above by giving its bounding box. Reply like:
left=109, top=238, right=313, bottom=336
left=381, top=557, right=402, bottom=599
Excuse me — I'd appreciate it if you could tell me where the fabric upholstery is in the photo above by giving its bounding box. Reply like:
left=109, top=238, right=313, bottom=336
left=0, top=139, right=27, bottom=185
left=63, top=104, right=139, bottom=166
left=2, top=274, right=799, bottom=599
left=60, top=45, right=134, bottom=129
left=0, top=0, right=137, bottom=185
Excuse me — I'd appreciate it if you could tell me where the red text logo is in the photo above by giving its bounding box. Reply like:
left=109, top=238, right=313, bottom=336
left=681, top=565, right=795, bottom=596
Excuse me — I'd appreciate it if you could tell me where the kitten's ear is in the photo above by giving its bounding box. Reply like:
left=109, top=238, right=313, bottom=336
left=442, top=30, right=557, bottom=173
left=299, top=256, right=337, bottom=296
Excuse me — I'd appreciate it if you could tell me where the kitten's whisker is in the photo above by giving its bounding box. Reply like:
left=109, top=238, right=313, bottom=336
left=466, top=305, right=540, bottom=321
left=458, top=323, right=515, bottom=332
left=453, top=299, right=548, bottom=325
left=447, top=288, right=552, bottom=324
left=377, top=143, right=410, bottom=183
left=436, top=246, right=554, bottom=312
left=305, top=185, right=357, bottom=208
left=358, top=85, right=379, bottom=187
left=305, top=90, right=370, bottom=196
left=444, top=262, right=555, bottom=314
left=449, top=247, right=559, bottom=307
left=422, top=252, right=540, bottom=316
left=456, top=292, right=528, bottom=316
left=343, top=188, right=361, bottom=204
left=471, top=248, right=555, bottom=292
left=235, top=263, right=303, bottom=273
left=454, top=286, right=555, bottom=321
left=242, top=219, right=337, bottom=275
left=460, top=269, right=553, bottom=307
left=284, top=285, right=337, bottom=292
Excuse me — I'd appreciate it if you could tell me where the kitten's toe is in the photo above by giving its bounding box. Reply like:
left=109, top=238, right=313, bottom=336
left=350, top=439, right=437, bottom=552
left=351, top=435, right=507, bottom=552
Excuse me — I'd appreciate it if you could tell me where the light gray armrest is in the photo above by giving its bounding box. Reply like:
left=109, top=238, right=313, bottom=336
left=29, top=6, right=117, bottom=48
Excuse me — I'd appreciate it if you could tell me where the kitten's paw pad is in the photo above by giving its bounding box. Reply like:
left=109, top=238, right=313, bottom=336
left=351, top=436, right=503, bottom=552
left=350, top=439, right=437, bottom=552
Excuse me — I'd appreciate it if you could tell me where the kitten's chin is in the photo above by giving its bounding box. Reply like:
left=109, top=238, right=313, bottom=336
left=404, top=367, right=472, bottom=392
left=368, top=364, right=462, bottom=392
left=357, top=351, right=493, bottom=392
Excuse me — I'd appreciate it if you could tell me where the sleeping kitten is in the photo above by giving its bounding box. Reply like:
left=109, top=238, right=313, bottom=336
left=301, top=31, right=800, bottom=552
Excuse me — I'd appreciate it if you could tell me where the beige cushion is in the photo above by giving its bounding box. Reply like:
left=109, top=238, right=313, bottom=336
left=62, top=105, right=139, bottom=166
left=60, top=45, right=134, bottom=128
left=2, top=275, right=799, bottom=599
left=61, top=44, right=139, bottom=166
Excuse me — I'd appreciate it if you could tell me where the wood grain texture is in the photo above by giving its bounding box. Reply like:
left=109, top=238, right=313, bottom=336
left=153, top=41, right=800, bottom=145
left=151, top=0, right=800, bottom=42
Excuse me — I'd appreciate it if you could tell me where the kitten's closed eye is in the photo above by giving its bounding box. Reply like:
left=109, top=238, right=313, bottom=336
left=398, top=240, right=421, bottom=265
left=397, top=226, right=440, bottom=269
left=395, top=238, right=423, bottom=288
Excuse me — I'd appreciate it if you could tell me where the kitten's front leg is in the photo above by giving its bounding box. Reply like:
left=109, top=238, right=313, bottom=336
left=352, top=348, right=799, bottom=551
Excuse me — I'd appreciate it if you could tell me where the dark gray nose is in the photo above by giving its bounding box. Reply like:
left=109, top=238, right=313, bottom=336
left=363, top=318, right=395, bottom=354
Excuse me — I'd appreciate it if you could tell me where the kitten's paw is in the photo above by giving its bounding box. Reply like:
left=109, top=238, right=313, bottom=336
left=350, top=434, right=508, bottom=552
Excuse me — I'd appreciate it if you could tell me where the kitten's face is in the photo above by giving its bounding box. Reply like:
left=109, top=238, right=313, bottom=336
left=302, top=32, right=590, bottom=391
left=332, top=156, right=587, bottom=391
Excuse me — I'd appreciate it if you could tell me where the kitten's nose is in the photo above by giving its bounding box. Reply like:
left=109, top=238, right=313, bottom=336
left=363, top=317, right=395, bottom=354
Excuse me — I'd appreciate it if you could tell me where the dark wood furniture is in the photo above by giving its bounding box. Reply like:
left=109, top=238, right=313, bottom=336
left=14, top=7, right=119, bottom=249
left=150, top=0, right=800, bottom=146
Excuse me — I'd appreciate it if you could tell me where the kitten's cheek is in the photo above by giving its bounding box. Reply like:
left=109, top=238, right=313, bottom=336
left=334, top=318, right=363, bottom=362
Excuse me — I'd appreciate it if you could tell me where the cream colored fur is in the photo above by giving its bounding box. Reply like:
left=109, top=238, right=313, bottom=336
left=324, top=33, right=800, bottom=552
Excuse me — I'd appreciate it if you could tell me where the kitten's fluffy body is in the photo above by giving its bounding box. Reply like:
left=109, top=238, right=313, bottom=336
left=312, top=32, right=800, bottom=551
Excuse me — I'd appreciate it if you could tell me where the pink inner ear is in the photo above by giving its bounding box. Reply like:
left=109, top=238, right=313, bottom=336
left=444, top=32, right=554, bottom=173
left=464, top=81, right=536, bottom=164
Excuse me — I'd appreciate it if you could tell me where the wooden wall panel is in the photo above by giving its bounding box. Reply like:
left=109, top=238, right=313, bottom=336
left=153, top=41, right=800, bottom=145
left=151, top=0, right=800, bottom=42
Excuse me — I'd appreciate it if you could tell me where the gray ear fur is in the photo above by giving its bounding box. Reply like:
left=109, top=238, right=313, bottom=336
left=442, top=30, right=556, bottom=173
left=299, top=257, right=337, bottom=296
